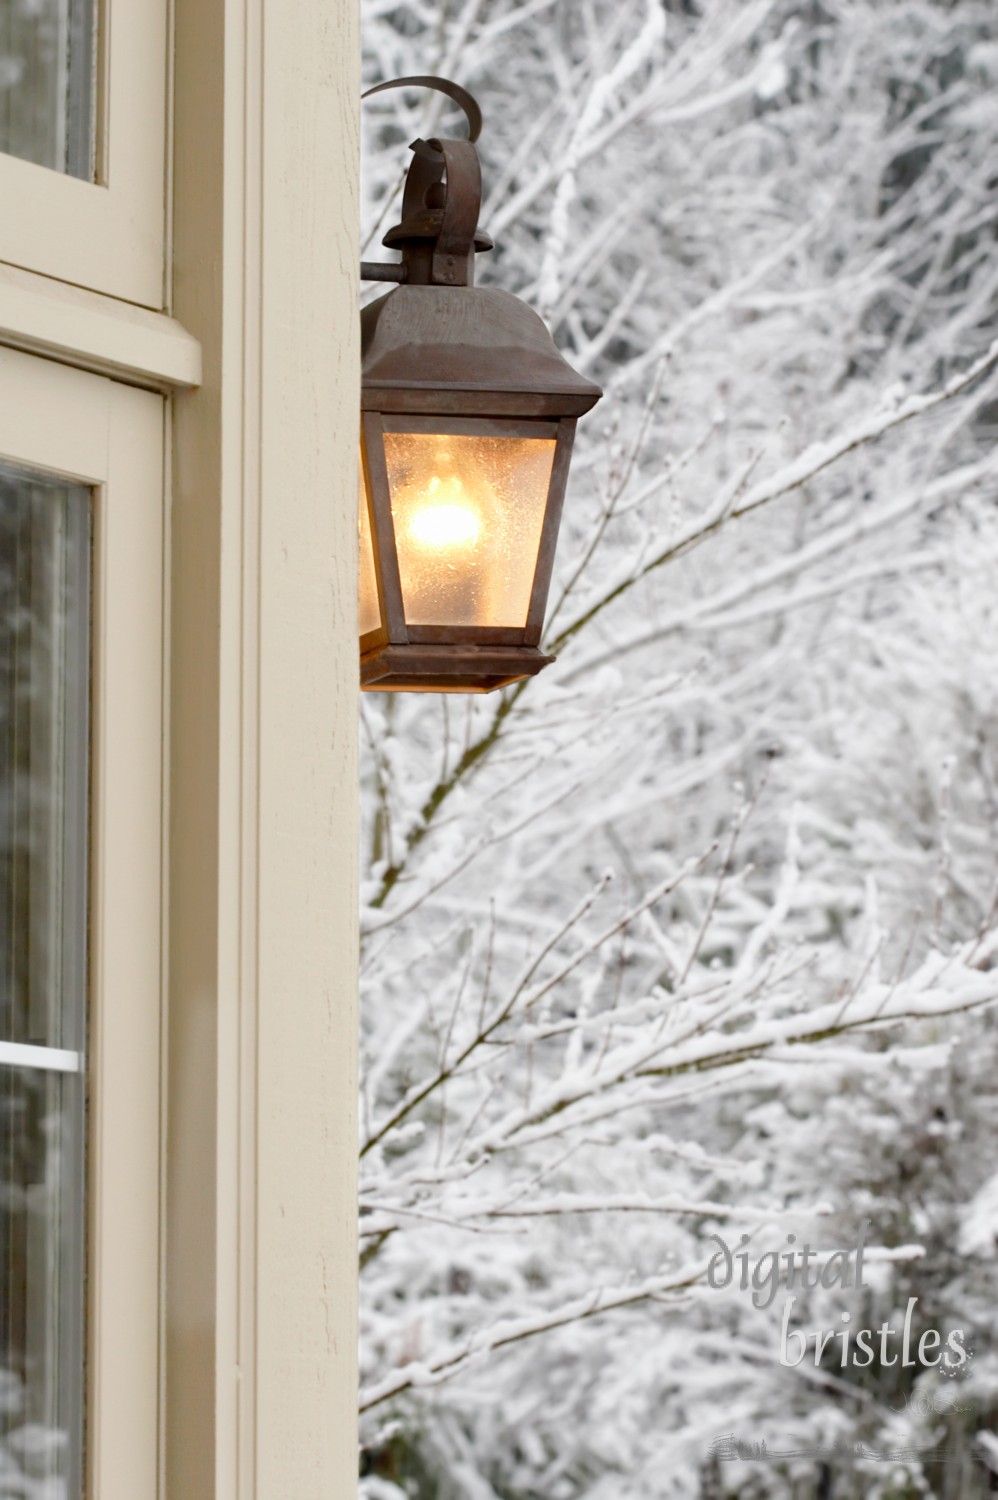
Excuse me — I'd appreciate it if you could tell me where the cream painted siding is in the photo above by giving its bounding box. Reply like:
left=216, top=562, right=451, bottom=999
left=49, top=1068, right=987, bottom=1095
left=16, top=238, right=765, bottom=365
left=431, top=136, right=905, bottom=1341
left=168, top=0, right=360, bottom=1493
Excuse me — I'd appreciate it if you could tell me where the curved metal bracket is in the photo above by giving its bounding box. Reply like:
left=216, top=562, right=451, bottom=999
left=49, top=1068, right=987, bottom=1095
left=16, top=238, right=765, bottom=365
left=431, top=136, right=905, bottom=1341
left=360, top=76, right=490, bottom=288
left=360, top=75, right=482, bottom=143
left=428, top=139, right=481, bottom=285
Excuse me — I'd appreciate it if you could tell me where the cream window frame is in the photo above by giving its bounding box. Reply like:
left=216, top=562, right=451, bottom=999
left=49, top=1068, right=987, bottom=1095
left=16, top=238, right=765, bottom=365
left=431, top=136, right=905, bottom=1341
left=0, top=0, right=168, bottom=308
left=0, top=345, right=164, bottom=1500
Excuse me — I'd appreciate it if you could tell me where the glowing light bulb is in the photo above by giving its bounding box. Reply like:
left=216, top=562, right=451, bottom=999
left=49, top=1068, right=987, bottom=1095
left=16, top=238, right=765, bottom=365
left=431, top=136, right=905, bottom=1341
left=407, top=473, right=482, bottom=551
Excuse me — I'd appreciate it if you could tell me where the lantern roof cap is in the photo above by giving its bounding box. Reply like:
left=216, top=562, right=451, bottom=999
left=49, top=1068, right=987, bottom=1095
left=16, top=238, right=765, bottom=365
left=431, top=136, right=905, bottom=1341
left=361, top=285, right=602, bottom=418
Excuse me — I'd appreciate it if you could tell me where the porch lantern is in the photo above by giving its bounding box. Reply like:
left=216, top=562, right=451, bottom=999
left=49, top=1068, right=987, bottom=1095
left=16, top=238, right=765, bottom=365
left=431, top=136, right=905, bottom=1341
left=359, top=77, right=602, bottom=693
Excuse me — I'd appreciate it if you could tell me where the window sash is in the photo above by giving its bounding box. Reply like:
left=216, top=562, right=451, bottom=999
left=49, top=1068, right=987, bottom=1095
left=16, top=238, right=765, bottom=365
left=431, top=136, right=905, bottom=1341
left=0, top=0, right=168, bottom=307
left=0, top=346, right=164, bottom=1500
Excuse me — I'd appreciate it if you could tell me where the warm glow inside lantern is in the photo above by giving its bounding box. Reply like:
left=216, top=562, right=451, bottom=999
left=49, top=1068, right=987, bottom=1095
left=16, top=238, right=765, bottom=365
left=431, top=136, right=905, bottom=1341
left=359, top=80, right=602, bottom=692
left=384, top=429, right=554, bottom=627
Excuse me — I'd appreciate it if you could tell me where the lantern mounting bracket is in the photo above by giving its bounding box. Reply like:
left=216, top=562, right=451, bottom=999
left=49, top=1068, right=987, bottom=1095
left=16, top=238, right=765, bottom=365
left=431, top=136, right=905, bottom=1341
left=360, top=76, right=493, bottom=289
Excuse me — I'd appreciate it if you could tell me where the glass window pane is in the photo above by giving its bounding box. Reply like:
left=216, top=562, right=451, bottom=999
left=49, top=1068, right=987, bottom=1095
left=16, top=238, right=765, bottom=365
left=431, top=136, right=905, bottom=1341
left=0, top=462, right=90, bottom=1500
left=384, top=431, right=555, bottom=629
left=0, top=0, right=95, bottom=179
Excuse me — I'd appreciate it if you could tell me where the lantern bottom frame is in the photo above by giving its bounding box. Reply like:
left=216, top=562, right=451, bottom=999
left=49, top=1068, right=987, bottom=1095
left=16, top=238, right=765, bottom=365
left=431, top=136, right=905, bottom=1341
left=360, top=642, right=554, bottom=693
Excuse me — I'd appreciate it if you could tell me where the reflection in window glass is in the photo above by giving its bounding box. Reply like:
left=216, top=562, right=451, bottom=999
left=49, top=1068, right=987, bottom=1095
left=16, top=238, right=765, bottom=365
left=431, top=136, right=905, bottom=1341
left=0, top=463, right=90, bottom=1500
left=0, top=0, right=95, bottom=179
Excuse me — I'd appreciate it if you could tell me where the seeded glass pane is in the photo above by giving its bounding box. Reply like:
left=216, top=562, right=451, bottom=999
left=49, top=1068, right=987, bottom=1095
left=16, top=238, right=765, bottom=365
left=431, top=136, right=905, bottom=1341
left=359, top=464, right=381, bottom=638
left=0, top=0, right=96, bottom=178
left=384, top=432, right=555, bottom=628
left=0, top=463, right=90, bottom=1500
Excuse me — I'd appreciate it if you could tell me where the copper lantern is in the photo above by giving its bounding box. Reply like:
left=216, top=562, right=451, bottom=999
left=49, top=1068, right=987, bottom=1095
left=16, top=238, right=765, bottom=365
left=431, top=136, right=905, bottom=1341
left=359, top=78, right=602, bottom=693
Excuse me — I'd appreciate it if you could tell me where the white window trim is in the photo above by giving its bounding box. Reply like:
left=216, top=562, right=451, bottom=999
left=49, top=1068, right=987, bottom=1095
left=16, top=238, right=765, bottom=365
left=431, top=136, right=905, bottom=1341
left=0, top=345, right=165, bottom=1500
left=0, top=0, right=169, bottom=308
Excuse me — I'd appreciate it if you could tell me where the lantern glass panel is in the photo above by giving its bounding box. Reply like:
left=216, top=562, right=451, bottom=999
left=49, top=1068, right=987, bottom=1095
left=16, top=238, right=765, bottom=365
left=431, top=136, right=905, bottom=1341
left=358, top=464, right=381, bottom=636
left=383, top=431, right=555, bottom=628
